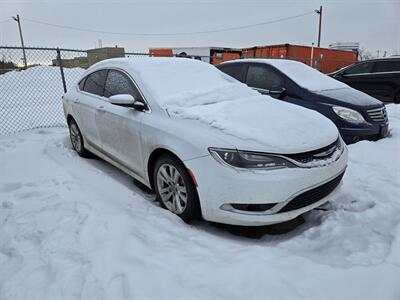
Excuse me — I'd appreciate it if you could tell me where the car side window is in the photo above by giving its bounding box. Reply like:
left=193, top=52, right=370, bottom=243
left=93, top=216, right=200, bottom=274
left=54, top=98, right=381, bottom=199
left=373, top=60, right=400, bottom=73
left=246, top=64, right=284, bottom=90
left=218, top=64, right=245, bottom=82
left=83, top=70, right=108, bottom=96
left=78, top=77, right=86, bottom=90
left=104, top=69, right=142, bottom=101
left=344, top=62, right=374, bottom=75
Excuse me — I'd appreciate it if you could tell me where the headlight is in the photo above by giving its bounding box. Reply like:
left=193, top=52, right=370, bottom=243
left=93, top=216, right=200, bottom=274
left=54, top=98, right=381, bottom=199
left=333, top=106, right=365, bottom=123
left=209, top=148, right=296, bottom=170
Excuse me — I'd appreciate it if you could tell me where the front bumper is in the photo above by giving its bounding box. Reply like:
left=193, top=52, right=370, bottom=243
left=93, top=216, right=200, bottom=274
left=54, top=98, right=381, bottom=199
left=185, top=146, right=348, bottom=226
left=339, top=122, right=389, bottom=144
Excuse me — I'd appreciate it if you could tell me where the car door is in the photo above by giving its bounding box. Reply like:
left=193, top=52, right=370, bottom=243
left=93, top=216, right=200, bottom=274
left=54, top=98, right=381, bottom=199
left=76, top=69, right=108, bottom=148
left=370, top=60, right=400, bottom=101
left=95, top=68, right=146, bottom=175
left=334, top=61, right=378, bottom=97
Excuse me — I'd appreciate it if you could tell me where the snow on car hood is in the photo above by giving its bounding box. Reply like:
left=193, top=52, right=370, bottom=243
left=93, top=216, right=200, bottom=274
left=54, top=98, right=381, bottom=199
left=168, top=94, right=339, bottom=154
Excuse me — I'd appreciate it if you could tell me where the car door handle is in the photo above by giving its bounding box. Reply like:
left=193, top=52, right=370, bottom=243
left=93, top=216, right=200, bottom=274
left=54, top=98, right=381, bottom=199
left=73, top=98, right=79, bottom=103
left=97, top=105, right=105, bottom=111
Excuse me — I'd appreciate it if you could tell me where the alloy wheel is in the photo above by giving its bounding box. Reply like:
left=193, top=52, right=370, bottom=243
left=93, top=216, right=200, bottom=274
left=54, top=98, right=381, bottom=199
left=69, top=122, right=82, bottom=153
left=156, top=163, right=188, bottom=214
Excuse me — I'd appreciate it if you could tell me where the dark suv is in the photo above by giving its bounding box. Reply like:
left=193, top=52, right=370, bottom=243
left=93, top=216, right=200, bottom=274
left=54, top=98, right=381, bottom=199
left=329, top=57, right=400, bottom=103
left=217, top=59, right=389, bottom=144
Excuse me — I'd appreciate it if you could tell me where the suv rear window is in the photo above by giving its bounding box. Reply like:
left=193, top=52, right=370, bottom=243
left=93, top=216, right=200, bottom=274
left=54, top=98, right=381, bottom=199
left=374, top=60, right=400, bottom=73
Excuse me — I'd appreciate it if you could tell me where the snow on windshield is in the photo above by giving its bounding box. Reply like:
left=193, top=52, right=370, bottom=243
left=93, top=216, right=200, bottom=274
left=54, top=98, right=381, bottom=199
left=129, top=58, right=259, bottom=107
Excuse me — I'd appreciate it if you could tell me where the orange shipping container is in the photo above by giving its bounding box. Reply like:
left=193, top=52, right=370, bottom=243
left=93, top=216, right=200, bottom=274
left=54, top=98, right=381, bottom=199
left=242, top=44, right=357, bottom=73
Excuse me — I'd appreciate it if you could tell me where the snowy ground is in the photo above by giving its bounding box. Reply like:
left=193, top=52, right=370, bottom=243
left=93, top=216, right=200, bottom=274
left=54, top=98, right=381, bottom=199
left=0, top=105, right=399, bottom=299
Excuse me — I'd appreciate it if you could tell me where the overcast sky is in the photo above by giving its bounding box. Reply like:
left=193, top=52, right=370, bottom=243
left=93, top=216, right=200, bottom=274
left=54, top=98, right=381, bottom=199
left=0, top=0, right=399, bottom=56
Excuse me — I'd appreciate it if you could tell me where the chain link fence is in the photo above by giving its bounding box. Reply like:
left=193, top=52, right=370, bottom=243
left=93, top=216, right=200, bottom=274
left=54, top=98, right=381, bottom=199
left=0, top=46, right=148, bottom=135
left=0, top=46, right=356, bottom=135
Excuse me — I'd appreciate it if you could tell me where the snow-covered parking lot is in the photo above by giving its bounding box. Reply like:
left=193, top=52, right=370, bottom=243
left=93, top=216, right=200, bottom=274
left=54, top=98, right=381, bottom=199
left=0, top=104, right=399, bottom=299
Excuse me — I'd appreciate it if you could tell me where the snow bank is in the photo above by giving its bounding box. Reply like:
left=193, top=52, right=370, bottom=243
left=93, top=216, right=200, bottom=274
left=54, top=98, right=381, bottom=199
left=0, top=105, right=399, bottom=299
left=0, top=66, right=84, bottom=135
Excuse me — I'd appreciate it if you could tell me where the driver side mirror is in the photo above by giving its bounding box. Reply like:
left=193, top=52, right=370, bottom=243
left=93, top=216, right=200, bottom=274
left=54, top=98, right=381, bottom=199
left=109, top=94, right=135, bottom=106
left=269, top=85, right=286, bottom=99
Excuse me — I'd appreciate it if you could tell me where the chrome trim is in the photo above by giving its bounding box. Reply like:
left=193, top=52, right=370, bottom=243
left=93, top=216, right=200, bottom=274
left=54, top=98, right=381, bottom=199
left=373, top=70, right=400, bottom=75
left=343, top=72, right=372, bottom=77
left=367, top=106, right=388, bottom=122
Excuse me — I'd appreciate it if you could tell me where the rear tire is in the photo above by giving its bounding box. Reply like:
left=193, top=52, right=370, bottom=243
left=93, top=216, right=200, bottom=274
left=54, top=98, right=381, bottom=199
left=68, top=119, right=89, bottom=157
left=153, top=154, right=201, bottom=222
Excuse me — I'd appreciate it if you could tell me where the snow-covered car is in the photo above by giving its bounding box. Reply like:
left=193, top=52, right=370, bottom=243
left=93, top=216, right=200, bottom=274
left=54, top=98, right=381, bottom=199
left=63, top=57, right=348, bottom=226
left=217, top=59, right=389, bottom=144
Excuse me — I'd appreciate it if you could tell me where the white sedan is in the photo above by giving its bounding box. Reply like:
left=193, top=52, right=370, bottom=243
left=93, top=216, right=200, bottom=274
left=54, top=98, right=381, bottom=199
left=63, top=57, right=348, bottom=226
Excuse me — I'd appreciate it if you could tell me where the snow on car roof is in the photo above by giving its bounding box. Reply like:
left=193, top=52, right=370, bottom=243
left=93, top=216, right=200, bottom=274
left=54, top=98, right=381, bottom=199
left=94, top=57, right=259, bottom=108
left=225, top=59, right=349, bottom=92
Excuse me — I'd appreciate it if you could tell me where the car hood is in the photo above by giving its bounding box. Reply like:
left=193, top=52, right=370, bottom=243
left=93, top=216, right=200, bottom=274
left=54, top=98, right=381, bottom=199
left=314, top=87, right=382, bottom=107
left=168, top=95, right=339, bottom=154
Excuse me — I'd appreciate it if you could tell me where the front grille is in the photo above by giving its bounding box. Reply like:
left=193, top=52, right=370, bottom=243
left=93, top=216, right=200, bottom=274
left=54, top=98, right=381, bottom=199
left=367, top=106, right=388, bottom=123
left=278, top=171, right=345, bottom=213
left=285, top=138, right=341, bottom=164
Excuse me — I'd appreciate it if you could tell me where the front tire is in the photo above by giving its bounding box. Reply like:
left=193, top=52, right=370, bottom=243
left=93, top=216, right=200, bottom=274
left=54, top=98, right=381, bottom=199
left=68, top=119, right=89, bottom=157
left=154, top=154, right=201, bottom=222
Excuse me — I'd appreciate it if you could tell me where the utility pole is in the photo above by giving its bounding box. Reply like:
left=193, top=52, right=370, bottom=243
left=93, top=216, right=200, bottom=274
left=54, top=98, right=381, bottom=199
left=315, top=6, right=323, bottom=48
left=12, top=14, right=27, bottom=68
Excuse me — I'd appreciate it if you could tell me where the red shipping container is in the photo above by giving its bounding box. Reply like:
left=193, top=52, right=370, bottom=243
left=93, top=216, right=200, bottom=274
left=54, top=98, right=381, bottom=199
left=242, top=44, right=357, bottom=73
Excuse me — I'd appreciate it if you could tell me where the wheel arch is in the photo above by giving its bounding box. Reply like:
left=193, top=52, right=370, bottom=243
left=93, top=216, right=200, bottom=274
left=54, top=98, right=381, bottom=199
left=147, top=148, right=182, bottom=189
left=66, top=114, right=75, bottom=125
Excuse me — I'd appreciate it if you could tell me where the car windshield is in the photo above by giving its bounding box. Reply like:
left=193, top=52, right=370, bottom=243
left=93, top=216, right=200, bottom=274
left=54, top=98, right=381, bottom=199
left=268, top=60, right=349, bottom=92
left=128, top=58, right=258, bottom=108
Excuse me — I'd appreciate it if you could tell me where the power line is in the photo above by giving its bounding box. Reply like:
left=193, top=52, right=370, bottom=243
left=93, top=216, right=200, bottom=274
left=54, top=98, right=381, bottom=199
left=21, top=11, right=314, bottom=36
left=0, top=19, right=12, bottom=24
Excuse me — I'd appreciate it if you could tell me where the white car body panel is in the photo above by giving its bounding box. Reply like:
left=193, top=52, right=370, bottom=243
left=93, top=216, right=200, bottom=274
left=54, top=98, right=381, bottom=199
left=63, top=57, right=348, bottom=226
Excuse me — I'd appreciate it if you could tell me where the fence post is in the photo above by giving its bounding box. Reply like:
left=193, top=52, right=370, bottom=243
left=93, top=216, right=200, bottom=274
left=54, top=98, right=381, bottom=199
left=56, top=48, right=67, bottom=93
